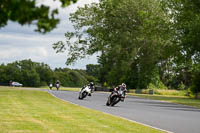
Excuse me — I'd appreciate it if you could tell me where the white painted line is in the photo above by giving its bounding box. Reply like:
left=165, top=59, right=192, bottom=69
left=48, top=90, right=173, bottom=133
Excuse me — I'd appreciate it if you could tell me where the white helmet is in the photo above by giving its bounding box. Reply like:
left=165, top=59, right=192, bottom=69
left=121, top=83, right=126, bottom=89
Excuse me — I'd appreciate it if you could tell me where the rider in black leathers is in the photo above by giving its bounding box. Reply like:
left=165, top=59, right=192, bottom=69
left=110, top=83, right=127, bottom=101
left=55, top=80, right=60, bottom=90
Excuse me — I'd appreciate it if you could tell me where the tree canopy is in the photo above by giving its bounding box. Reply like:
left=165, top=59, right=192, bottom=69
left=0, top=59, right=96, bottom=87
left=0, top=0, right=77, bottom=33
left=53, top=0, right=172, bottom=88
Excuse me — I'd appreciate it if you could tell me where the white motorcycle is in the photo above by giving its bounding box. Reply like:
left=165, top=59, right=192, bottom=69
left=78, top=86, right=91, bottom=100
left=56, top=83, right=60, bottom=91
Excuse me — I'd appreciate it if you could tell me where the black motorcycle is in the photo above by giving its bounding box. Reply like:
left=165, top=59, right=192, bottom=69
left=106, top=88, right=125, bottom=106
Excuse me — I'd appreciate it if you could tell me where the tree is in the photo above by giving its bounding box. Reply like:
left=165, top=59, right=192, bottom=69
left=86, top=64, right=100, bottom=78
left=35, top=63, right=54, bottom=86
left=161, top=0, right=200, bottom=92
left=54, top=68, right=89, bottom=87
left=53, top=0, right=172, bottom=88
left=190, top=63, right=200, bottom=98
left=0, top=0, right=77, bottom=33
left=22, top=69, right=40, bottom=87
left=0, top=59, right=94, bottom=87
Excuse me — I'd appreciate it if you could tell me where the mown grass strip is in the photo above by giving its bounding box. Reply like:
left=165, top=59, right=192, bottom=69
left=40, top=86, right=81, bottom=91
left=0, top=87, right=165, bottom=133
left=130, top=94, right=200, bottom=109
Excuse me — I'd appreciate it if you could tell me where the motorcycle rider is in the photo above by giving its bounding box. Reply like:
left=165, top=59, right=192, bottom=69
left=49, top=83, right=53, bottom=90
left=81, top=82, right=95, bottom=96
left=111, top=83, right=127, bottom=101
left=55, top=80, right=60, bottom=90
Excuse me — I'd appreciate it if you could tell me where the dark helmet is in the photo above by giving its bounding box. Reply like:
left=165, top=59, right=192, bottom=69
left=121, top=83, right=126, bottom=89
left=90, top=82, right=94, bottom=86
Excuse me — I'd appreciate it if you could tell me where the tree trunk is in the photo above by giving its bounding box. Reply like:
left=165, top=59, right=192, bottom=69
left=195, top=93, right=198, bottom=99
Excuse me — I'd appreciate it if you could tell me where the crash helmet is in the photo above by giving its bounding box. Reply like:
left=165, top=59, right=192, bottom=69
left=90, top=82, right=94, bottom=86
left=121, top=83, right=126, bottom=89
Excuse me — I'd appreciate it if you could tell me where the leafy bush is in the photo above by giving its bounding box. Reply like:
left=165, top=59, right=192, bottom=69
left=40, top=81, right=47, bottom=86
left=178, top=82, right=185, bottom=90
left=148, top=82, right=168, bottom=90
left=186, top=88, right=194, bottom=97
left=152, top=89, right=186, bottom=96
left=131, top=88, right=187, bottom=96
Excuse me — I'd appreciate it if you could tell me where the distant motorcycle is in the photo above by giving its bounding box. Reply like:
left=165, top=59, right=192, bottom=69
left=56, top=83, right=60, bottom=91
left=78, top=86, right=91, bottom=100
left=49, top=84, right=53, bottom=90
left=106, top=88, right=125, bottom=106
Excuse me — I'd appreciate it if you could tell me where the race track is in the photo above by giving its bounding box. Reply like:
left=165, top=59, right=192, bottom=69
left=49, top=90, right=200, bottom=133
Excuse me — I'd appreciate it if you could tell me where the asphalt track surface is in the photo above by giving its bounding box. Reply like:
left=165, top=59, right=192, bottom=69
left=49, top=90, right=200, bottom=133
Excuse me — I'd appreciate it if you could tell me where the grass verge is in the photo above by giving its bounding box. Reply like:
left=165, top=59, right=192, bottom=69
left=130, top=93, right=200, bottom=109
left=0, top=87, right=165, bottom=133
left=40, top=86, right=81, bottom=91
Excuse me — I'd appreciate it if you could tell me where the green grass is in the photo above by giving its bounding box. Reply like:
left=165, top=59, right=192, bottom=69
left=130, top=93, right=200, bottom=108
left=128, top=89, right=200, bottom=108
left=153, top=89, right=187, bottom=96
left=129, top=89, right=187, bottom=96
left=40, top=86, right=81, bottom=91
left=0, top=87, right=165, bottom=133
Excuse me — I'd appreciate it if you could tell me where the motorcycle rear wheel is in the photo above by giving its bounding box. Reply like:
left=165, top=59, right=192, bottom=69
left=111, top=97, right=120, bottom=106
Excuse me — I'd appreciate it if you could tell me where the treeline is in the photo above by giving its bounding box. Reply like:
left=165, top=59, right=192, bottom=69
left=0, top=59, right=97, bottom=87
left=53, top=0, right=200, bottom=97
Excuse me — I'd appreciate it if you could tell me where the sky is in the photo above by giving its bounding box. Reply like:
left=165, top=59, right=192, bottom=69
left=0, top=0, right=98, bottom=70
